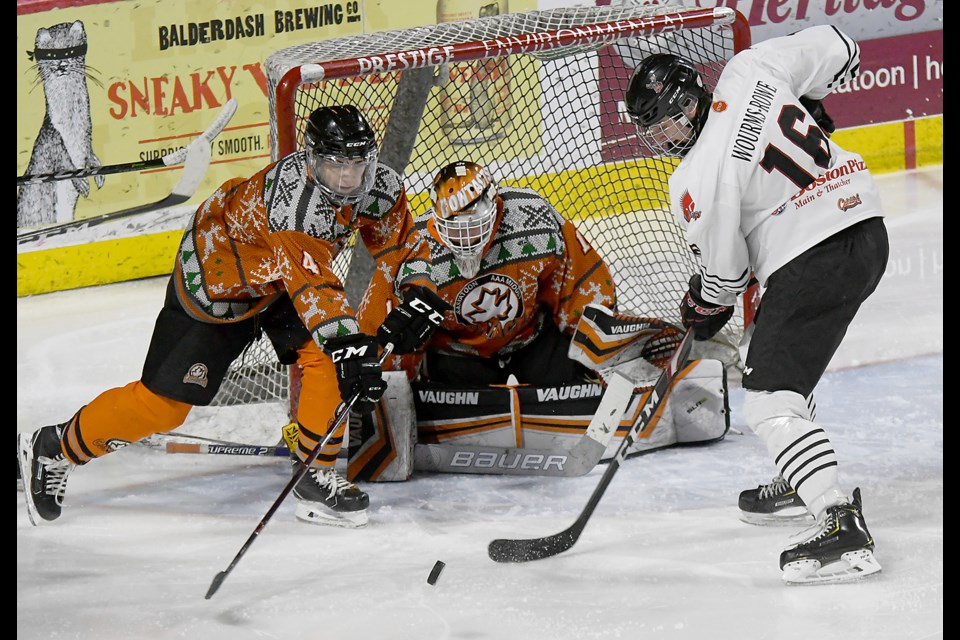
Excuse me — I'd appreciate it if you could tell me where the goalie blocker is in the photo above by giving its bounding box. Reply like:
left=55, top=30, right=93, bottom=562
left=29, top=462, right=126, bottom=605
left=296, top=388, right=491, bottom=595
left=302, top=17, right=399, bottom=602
left=346, top=359, right=729, bottom=481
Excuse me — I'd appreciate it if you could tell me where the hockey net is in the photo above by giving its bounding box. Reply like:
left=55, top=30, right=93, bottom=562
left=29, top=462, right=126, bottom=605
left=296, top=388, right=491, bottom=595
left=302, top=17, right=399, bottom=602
left=179, top=3, right=752, bottom=445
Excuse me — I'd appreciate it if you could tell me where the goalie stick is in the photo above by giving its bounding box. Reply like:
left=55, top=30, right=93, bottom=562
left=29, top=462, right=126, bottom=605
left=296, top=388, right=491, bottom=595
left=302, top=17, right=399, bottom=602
left=17, top=98, right=238, bottom=247
left=413, top=371, right=635, bottom=477
left=487, top=327, right=694, bottom=564
left=205, top=343, right=394, bottom=600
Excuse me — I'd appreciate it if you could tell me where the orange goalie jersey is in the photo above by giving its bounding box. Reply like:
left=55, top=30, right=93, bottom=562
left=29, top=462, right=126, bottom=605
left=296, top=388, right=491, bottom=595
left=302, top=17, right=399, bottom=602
left=172, top=151, right=434, bottom=344
left=360, top=185, right=616, bottom=376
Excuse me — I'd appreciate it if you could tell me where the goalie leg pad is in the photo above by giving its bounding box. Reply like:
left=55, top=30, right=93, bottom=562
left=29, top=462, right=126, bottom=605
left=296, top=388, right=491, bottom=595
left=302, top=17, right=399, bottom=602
left=347, top=371, right=416, bottom=482
left=670, top=358, right=729, bottom=444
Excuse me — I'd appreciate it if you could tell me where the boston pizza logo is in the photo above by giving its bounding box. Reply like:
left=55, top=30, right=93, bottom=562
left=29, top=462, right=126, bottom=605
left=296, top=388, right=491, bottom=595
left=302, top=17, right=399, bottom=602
left=454, top=273, right=524, bottom=336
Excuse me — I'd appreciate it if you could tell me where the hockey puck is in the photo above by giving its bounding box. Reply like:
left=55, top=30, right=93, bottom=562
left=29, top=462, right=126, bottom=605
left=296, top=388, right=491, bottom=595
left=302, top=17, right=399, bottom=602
left=427, top=560, right=445, bottom=585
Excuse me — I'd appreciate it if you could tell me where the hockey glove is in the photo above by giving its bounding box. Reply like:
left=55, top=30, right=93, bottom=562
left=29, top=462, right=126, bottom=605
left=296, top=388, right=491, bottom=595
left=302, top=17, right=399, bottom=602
left=377, top=285, right=452, bottom=355
left=799, top=96, right=836, bottom=137
left=680, top=274, right=734, bottom=341
left=324, top=333, right=386, bottom=413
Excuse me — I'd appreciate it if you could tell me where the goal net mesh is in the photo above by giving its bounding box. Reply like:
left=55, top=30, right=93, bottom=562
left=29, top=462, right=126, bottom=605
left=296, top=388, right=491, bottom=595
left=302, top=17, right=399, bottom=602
left=182, top=3, right=751, bottom=444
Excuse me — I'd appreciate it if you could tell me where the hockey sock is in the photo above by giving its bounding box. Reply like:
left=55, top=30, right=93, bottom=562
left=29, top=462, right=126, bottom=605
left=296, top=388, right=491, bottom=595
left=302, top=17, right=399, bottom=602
left=293, top=339, right=344, bottom=466
left=743, top=389, right=846, bottom=521
left=63, top=381, right=192, bottom=463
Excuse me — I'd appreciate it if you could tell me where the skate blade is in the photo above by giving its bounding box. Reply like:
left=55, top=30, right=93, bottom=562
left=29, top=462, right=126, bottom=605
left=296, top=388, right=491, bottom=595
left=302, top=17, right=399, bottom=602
left=782, top=548, right=882, bottom=585
left=17, top=433, right=42, bottom=527
left=295, top=502, right=368, bottom=529
left=739, top=509, right=814, bottom=527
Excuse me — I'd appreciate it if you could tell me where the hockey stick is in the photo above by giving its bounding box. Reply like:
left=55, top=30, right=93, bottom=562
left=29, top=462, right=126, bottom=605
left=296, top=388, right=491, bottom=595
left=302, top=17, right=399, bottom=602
left=17, top=99, right=237, bottom=185
left=487, top=327, right=694, bottom=563
left=17, top=99, right=237, bottom=247
left=164, top=442, right=290, bottom=457
left=412, top=371, right=635, bottom=477
left=139, top=430, right=254, bottom=450
left=205, top=343, right=394, bottom=600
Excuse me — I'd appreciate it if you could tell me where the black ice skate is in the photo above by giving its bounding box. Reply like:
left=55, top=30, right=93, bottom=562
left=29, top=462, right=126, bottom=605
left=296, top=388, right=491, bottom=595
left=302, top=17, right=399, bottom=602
left=292, top=464, right=369, bottom=528
left=779, top=488, right=882, bottom=585
left=18, top=424, right=75, bottom=525
left=738, top=475, right=813, bottom=525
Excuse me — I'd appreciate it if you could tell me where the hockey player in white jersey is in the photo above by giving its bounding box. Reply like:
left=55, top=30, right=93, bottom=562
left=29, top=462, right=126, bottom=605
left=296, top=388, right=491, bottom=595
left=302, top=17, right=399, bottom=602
left=625, top=25, right=888, bottom=584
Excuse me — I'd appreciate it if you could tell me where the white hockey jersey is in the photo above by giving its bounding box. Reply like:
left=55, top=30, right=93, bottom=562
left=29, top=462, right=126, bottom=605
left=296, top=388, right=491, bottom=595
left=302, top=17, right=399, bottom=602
left=670, top=25, right=885, bottom=306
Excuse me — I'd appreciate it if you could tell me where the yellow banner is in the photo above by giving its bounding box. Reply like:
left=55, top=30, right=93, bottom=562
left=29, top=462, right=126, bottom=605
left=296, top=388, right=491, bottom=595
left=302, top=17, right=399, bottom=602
left=17, top=1, right=365, bottom=228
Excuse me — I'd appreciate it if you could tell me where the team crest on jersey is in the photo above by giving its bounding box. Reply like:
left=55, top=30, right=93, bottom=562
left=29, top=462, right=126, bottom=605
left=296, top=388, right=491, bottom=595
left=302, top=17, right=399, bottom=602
left=681, top=191, right=701, bottom=222
left=454, top=273, right=524, bottom=335
left=95, top=438, right=131, bottom=453
left=183, top=363, right=209, bottom=388
left=838, top=194, right=863, bottom=211
left=712, top=101, right=727, bottom=113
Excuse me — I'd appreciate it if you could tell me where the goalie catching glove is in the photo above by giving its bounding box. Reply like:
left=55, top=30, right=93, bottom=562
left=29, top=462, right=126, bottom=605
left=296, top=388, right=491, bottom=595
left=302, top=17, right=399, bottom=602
left=680, top=274, right=734, bottom=341
left=377, top=285, right=452, bottom=355
left=324, top=334, right=387, bottom=413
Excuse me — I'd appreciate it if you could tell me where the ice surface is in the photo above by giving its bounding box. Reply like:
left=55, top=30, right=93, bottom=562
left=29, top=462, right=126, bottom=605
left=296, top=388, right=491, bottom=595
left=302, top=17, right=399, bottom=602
left=17, top=167, right=942, bottom=640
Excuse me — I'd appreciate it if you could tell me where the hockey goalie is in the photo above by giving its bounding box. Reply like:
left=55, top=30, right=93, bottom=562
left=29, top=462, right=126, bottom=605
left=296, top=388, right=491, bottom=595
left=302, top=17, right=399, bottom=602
left=346, top=161, right=729, bottom=481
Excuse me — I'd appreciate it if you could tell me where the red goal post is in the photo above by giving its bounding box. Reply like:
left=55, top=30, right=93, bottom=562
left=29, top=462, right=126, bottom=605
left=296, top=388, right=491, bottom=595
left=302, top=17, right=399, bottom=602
left=189, top=4, right=753, bottom=440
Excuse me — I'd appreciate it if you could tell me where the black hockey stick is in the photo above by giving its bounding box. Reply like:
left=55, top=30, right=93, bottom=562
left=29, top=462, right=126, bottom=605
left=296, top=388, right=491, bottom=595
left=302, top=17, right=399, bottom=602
left=205, top=343, right=394, bottom=600
left=17, top=99, right=237, bottom=186
left=487, top=328, right=694, bottom=563
left=17, top=99, right=237, bottom=247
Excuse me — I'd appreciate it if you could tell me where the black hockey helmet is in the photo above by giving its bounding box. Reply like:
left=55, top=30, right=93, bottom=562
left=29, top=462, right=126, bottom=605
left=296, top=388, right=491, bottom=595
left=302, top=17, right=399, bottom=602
left=303, top=105, right=378, bottom=206
left=625, top=53, right=712, bottom=157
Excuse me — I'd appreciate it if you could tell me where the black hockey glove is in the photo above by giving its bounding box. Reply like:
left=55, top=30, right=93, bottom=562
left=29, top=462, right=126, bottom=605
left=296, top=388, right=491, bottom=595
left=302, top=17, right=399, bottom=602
left=324, top=334, right=386, bottom=413
left=680, top=274, right=734, bottom=341
left=376, top=285, right=452, bottom=355
left=799, top=96, right=836, bottom=137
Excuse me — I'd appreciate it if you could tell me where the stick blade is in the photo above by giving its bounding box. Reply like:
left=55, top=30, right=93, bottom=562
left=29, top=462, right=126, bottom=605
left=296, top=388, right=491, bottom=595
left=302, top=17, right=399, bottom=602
left=487, top=530, right=577, bottom=563
left=205, top=571, right=228, bottom=600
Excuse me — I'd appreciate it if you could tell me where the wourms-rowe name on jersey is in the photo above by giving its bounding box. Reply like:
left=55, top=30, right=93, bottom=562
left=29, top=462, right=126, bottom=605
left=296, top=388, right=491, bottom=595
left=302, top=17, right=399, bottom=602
left=731, top=80, right=777, bottom=162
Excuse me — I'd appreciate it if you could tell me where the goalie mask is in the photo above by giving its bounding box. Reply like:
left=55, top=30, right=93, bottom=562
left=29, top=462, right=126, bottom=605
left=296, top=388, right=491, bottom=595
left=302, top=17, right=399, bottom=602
left=304, top=105, right=379, bottom=207
left=429, top=161, right=500, bottom=278
left=625, top=54, right=712, bottom=158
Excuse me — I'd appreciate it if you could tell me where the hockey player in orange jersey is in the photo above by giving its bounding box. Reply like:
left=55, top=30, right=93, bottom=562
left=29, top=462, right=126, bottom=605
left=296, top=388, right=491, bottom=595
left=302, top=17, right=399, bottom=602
left=364, top=160, right=616, bottom=386
left=17, top=105, right=449, bottom=529
left=347, top=161, right=730, bottom=482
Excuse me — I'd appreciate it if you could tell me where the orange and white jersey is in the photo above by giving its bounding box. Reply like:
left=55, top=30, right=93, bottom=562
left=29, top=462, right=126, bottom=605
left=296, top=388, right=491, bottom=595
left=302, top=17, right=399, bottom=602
left=172, top=151, right=434, bottom=346
left=361, top=185, right=616, bottom=373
